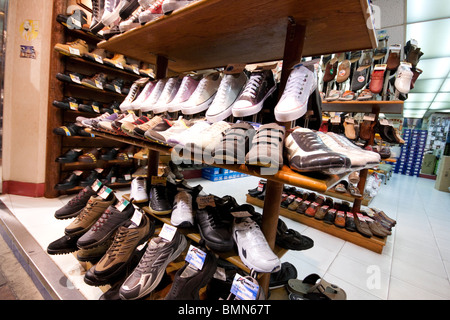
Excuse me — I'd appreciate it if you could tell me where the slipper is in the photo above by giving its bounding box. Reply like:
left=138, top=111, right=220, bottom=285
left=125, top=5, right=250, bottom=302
left=287, top=274, right=347, bottom=300
left=323, top=58, right=339, bottom=83
left=386, top=48, right=401, bottom=71
left=325, top=89, right=340, bottom=101
left=351, top=66, right=370, bottom=92
left=357, top=88, right=374, bottom=101
left=338, top=90, right=356, bottom=101
left=359, top=119, right=373, bottom=140
left=336, top=60, right=351, bottom=83
left=343, top=118, right=356, bottom=140
left=245, top=123, right=285, bottom=169
left=348, top=184, right=362, bottom=197
left=348, top=171, right=360, bottom=184
left=335, top=180, right=348, bottom=193
left=369, top=69, right=385, bottom=94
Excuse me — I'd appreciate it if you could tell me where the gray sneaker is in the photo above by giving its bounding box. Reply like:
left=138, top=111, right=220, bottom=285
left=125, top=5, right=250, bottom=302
left=77, top=200, right=135, bottom=249
left=119, top=231, right=187, bottom=300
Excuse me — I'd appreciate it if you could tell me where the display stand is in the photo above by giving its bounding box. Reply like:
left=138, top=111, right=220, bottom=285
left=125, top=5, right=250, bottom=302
left=45, top=0, right=380, bottom=298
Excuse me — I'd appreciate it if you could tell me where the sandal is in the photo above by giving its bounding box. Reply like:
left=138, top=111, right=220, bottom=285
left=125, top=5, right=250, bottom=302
left=245, top=123, right=285, bottom=170
left=335, top=180, right=348, bottom=193
left=287, top=274, right=347, bottom=300
left=338, top=90, right=356, bottom=101
left=348, top=184, right=362, bottom=197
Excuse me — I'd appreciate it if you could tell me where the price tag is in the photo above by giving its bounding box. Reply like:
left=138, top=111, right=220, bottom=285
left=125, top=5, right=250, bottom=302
left=132, top=65, right=140, bottom=75
left=185, top=245, right=207, bottom=270
left=91, top=179, right=102, bottom=192
left=374, top=64, right=387, bottom=71
left=159, top=223, right=177, bottom=242
left=363, top=113, right=376, bottom=121
left=95, top=80, right=103, bottom=90
left=196, top=195, right=216, bottom=209
left=92, top=104, right=100, bottom=113
left=124, top=174, right=132, bottom=181
left=337, top=211, right=345, bottom=217
left=347, top=212, right=354, bottom=218
left=129, top=209, right=143, bottom=228
left=70, top=74, right=81, bottom=84
left=69, top=47, right=81, bottom=56
left=230, top=210, right=252, bottom=218
left=345, top=118, right=355, bottom=124
left=114, top=85, right=122, bottom=94
left=115, top=198, right=130, bottom=212
left=70, top=17, right=82, bottom=28
left=380, top=119, right=390, bottom=126
left=115, top=62, right=124, bottom=69
left=257, top=182, right=265, bottom=192
left=230, top=274, right=259, bottom=300
left=94, top=54, right=103, bottom=64
left=98, top=186, right=113, bottom=200
left=73, top=170, right=83, bottom=176
left=69, top=101, right=79, bottom=111
left=331, top=115, right=341, bottom=124
left=151, top=175, right=166, bottom=186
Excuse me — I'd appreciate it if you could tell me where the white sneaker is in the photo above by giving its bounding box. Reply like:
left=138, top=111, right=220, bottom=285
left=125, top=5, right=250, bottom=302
left=327, top=132, right=381, bottom=166
left=170, top=190, right=194, bottom=227
left=162, top=0, right=193, bottom=14
left=167, top=74, right=202, bottom=112
left=119, top=6, right=143, bottom=32
left=130, top=80, right=156, bottom=110
left=152, top=77, right=182, bottom=114
left=181, top=72, right=221, bottom=115
left=274, top=65, right=317, bottom=122
left=101, top=0, right=123, bottom=26
left=140, top=78, right=167, bottom=112
left=130, top=177, right=148, bottom=203
left=120, top=79, right=147, bottom=111
left=168, top=120, right=210, bottom=146
left=186, top=120, right=231, bottom=152
left=232, top=217, right=281, bottom=273
left=205, top=72, right=248, bottom=123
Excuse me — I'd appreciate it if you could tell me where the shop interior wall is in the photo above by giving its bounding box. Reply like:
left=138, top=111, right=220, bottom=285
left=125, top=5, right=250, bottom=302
left=2, top=0, right=53, bottom=196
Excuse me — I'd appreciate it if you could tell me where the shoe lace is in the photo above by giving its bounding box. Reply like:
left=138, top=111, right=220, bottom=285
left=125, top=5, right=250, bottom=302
left=127, top=83, right=140, bottom=102
left=106, top=228, right=128, bottom=257
left=215, top=75, right=233, bottom=105
left=241, top=219, right=268, bottom=248
left=135, top=242, right=160, bottom=272
left=92, top=0, right=100, bottom=18
left=284, top=68, right=309, bottom=98
left=206, top=207, right=226, bottom=229
left=91, top=207, right=114, bottom=231
left=241, top=73, right=262, bottom=99
left=75, top=200, right=95, bottom=221
left=105, top=0, right=117, bottom=12
left=67, top=188, right=89, bottom=206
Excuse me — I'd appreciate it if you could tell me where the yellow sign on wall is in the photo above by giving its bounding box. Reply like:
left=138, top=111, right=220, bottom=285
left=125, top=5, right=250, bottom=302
left=20, top=20, right=39, bottom=41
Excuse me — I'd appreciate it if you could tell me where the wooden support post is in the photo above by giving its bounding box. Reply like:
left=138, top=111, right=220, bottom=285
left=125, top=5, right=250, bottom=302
left=259, top=17, right=307, bottom=296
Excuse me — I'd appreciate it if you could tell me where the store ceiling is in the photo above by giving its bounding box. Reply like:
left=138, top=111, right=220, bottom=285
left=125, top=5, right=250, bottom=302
left=372, top=0, right=450, bottom=119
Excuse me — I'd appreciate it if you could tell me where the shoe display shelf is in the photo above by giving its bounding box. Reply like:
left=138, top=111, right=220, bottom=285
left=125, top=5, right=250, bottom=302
left=46, top=2, right=147, bottom=198
left=51, top=0, right=378, bottom=297
left=246, top=194, right=386, bottom=254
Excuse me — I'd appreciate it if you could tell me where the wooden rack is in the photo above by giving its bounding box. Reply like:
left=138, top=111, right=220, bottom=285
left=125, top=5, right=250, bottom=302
left=89, top=0, right=379, bottom=296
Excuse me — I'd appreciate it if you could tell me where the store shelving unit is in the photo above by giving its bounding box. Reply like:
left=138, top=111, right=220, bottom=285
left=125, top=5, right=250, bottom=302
left=88, top=0, right=379, bottom=296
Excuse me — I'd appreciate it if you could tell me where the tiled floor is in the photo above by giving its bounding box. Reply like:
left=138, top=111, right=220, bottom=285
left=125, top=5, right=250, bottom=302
left=0, top=173, right=449, bottom=300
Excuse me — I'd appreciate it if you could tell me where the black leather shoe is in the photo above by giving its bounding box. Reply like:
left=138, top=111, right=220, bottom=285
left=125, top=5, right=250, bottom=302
left=55, top=148, right=83, bottom=163
left=195, top=196, right=234, bottom=252
left=55, top=172, right=82, bottom=190
left=80, top=170, right=102, bottom=187
left=149, top=183, right=173, bottom=215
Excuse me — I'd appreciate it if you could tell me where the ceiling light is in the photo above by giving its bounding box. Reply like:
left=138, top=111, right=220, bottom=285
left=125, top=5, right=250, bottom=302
left=406, top=0, right=450, bottom=23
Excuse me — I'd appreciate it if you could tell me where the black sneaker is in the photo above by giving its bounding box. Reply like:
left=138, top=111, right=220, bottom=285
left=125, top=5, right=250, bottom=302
left=76, top=200, right=135, bottom=249
left=47, top=234, right=81, bottom=255
left=55, top=184, right=101, bottom=219
left=269, top=262, right=298, bottom=289
left=52, top=97, right=82, bottom=110
left=165, top=246, right=218, bottom=300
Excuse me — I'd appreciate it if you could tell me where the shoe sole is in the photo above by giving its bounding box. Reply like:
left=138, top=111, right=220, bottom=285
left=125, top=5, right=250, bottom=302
left=47, top=247, right=78, bottom=255
left=162, top=1, right=192, bottom=14
left=181, top=93, right=216, bottom=115
left=54, top=207, right=84, bottom=220
left=232, top=85, right=276, bottom=118
left=148, top=206, right=172, bottom=215
left=120, top=235, right=188, bottom=300
left=77, top=220, right=131, bottom=250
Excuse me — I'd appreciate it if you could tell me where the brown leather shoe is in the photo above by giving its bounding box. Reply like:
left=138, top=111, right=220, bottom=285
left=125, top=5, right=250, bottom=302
left=314, top=205, right=329, bottom=220
left=354, top=213, right=373, bottom=237
left=78, top=147, right=102, bottom=163
left=305, top=202, right=319, bottom=217
left=334, top=211, right=346, bottom=228
left=386, top=50, right=400, bottom=70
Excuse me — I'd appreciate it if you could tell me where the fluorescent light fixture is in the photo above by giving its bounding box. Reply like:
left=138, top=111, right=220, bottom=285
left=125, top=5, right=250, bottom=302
left=429, top=101, right=450, bottom=109
left=407, top=0, right=450, bottom=23
left=441, top=78, right=450, bottom=92
left=410, top=79, right=445, bottom=93
left=403, top=109, right=427, bottom=118
left=416, top=58, right=450, bottom=79
left=405, top=93, right=437, bottom=102
left=406, top=19, right=450, bottom=59
left=434, top=92, right=450, bottom=102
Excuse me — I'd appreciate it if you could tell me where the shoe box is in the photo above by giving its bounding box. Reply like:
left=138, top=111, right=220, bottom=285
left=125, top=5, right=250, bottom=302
left=201, top=167, right=249, bottom=181
left=394, top=129, right=427, bottom=176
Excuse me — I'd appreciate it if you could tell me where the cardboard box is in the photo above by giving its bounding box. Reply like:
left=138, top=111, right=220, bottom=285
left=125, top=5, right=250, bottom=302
left=421, top=154, right=437, bottom=175
left=435, top=156, right=450, bottom=192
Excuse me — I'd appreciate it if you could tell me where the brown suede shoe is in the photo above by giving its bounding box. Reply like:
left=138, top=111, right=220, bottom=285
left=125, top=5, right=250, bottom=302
left=334, top=211, right=346, bottom=228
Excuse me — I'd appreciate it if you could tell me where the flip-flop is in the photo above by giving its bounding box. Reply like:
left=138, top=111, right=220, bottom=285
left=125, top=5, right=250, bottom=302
left=287, top=274, right=347, bottom=300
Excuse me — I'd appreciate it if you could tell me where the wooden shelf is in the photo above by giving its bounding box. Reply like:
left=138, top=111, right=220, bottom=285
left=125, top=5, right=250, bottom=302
left=122, top=194, right=288, bottom=274
left=322, top=100, right=404, bottom=114
left=246, top=194, right=386, bottom=254
left=98, top=0, right=377, bottom=73
left=87, top=128, right=349, bottom=193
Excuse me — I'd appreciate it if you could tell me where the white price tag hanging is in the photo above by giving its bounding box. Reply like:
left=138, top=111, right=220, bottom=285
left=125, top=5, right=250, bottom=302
left=129, top=209, right=143, bottom=228
left=69, top=102, right=79, bottom=111
left=98, top=186, right=113, bottom=200
left=91, top=179, right=102, bottom=192
left=115, top=62, right=124, bottom=69
left=70, top=74, right=81, bottom=84
left=230, top=274, right=259, bottom=300
left=115, top=198, right=130, bottom=212
left=185, top=245, right=207, bottom=270
left=159, top=223, right=177, bottom=242
left=69, top=47, right=81, bottom=56
left=94, top=54, right=104, bottom=64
